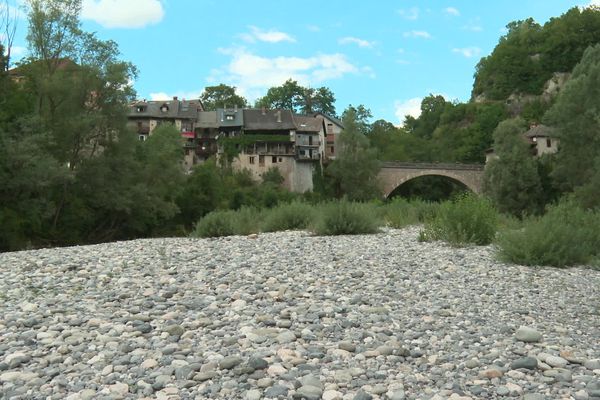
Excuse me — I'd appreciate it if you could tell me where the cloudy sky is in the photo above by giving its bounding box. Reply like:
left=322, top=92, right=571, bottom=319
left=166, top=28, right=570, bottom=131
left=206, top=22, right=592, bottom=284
left=4, top=0, right=596, bottom=124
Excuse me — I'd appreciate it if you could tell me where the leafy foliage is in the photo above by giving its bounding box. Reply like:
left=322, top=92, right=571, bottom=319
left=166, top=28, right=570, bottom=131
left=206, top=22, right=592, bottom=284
left=313, top=200, right=380, bottom=236
left=497, top=199, right=600, bottom=267
left=421, top=193, right=498, bottom=246
left=544, top=43, right=600, bottom=209
left=473, top=7, right=600, bottom=100
left=326, top=106, right=381, bottom=200
left=261, top=201, right=315, bottom=232
left=483, top=118, right=544, bottom=217
left=255, top=79, right=336, bottom=115
left=200, top=84, right=248, bottom=111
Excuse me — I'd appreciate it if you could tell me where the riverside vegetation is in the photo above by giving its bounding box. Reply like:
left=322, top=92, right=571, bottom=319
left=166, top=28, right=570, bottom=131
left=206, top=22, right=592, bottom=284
left=2, top=1, right=600, bottom=270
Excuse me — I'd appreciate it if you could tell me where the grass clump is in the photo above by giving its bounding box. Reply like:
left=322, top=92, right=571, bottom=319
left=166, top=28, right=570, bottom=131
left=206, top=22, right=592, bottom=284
left=261, top=201, right=315, bottom=232
left=193, top=206, right=261, bottom=237
left=421, top=193, right=498, bottom=246
left=380, top=198, right=439, bottom=228
left=497, top=200, right=600, bottom=267
left=313, top=200, right=380, bottom=235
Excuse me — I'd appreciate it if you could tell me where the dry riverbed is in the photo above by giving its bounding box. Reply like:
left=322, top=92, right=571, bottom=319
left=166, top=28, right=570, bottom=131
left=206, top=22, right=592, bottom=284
left=1, top=227, right=599, bottom=400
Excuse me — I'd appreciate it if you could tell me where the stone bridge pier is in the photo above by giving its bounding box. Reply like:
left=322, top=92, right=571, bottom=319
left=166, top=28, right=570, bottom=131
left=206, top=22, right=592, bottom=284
left=378, top=162, right=485, bottom=198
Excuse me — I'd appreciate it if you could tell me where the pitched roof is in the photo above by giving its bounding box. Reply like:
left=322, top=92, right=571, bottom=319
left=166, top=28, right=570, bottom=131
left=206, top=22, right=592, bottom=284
left=196, top=111, right=219, bottom=128
left=128, top=99, right=202, bottom=119
left=243, top=109, right=296, bottom=130
left=524, top=124, right=557, bottom=138
left=293, top=115, right=323, bottom=133
left=314, top=112, right=344, bottom=129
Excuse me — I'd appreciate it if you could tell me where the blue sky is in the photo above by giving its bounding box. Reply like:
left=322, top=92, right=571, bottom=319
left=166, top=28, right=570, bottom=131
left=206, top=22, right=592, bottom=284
left=3, top=0, right=597, bottom=124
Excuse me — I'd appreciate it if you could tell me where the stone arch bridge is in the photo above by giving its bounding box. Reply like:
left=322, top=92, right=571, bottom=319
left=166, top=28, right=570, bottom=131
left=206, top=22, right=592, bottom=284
left=378, top=162, right=485, bottom=198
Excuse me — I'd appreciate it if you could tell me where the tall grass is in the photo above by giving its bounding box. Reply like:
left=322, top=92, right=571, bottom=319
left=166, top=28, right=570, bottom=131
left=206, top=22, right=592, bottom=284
left=380, top=198, right=439, bottom=228
left=497, top=200, right=600, bottom=267
left=313, top=200, right=380, bottom=235
left=193, top=207, right=261, bottom=238
left=261, top=201, right=315, bottom=232
left=421, top=193, right=498, bottom=246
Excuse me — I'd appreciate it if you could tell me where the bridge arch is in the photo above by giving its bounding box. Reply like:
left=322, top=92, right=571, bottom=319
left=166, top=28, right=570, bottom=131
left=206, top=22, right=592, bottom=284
left=378, top=162, right=484, bottom=199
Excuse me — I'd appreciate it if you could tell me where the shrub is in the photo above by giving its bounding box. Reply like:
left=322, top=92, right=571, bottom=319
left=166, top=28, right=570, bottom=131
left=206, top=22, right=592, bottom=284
left=380, top=198, right=421, bottom=228
left=193, top=210, right=237, bottom=238
left=497, top=200, right=600, bottom=267
left=421, top=193, right=498, bottom=246
left=193, top=206, right=261, bottom=237
left=380, top=198, right=439, bottom=228
left=313, top=200, right=380, bottom=235
left=262, top=201, right=315, bottom=232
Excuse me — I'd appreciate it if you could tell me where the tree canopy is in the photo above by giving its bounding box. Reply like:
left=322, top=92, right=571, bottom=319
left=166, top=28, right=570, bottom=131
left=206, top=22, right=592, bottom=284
left=200, top=84, right=248, bottom=110
left=255, top=79, right=336, bottom=115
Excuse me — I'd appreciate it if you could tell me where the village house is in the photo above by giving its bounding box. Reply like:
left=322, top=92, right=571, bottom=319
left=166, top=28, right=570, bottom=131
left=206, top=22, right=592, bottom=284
left=127, top=97, right=203, bottom=169
left=127, top=99, right=343, bottom=191
left=485, top=123, right=559, bottom=164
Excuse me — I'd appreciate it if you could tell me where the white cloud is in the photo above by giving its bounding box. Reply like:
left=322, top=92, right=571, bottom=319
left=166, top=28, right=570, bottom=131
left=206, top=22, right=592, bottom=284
left=452, top=47, right=481, bottom=58
left=240, top=26, right=296, bottom=43
left=394, top=98, right=422, bottom=125
left=338, top=36, right=375, bottom=48
left=209, top=48, right=360, bottom=101
left=398, top=7, right=419, bottom=20
left=445, top=7, right=460, bottom=16
left=403, top=31, right=432, bottom=39
left=149, top=90, right=202, bottom=101
left=587, top=0, right=600, bottom=6
left=81, top=0, right=164, bottom=29
left=307, top=25, right=321, bottom=32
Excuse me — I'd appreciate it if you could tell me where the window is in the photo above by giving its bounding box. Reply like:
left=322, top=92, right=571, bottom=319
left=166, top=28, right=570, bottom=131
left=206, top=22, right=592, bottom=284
left=160, top=104, right=169, bottom=112
left=272, top=156, right=277, bottom=163
left=278, top=157, right=283, bottom=162
left=330, top=146, right=334, bottom=154
left=139, top=134, right=147, bottom=141
left=225, top=114, right=234, bottom=121
left=136, top=106, right=146, bottom=112
left=309, top=136, right=313, bottom=145
left=249, top=156, right=255, bottom=164
left=546, top=138, right=552, bottom=148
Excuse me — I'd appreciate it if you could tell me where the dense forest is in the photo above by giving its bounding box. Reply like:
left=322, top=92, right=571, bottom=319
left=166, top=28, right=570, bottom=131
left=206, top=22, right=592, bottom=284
left=2, top=1, right=600, bottom=251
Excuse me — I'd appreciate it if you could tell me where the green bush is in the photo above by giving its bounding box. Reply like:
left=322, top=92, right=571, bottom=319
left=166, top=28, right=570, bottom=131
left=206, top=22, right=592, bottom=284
left=313, top=200, right=381, bottom=235
left=497, top=200, right=600, bottom=267
left=193, top=210, right=237, bottom=238
left=380, top=198, right=439, bottom=228
left=193, top=206, right=261, bottom=237
left=421, top=193, right=498, bottom=246
left=262, top=201, right=315, bottom=232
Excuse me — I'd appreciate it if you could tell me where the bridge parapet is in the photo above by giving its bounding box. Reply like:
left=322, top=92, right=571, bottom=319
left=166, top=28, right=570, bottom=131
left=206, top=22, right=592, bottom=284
left=381, top=162, right=484, bottom=171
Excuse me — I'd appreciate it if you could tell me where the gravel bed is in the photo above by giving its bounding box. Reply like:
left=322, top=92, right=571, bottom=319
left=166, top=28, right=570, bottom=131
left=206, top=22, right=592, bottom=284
left=1, top=226, right=599, bottom=400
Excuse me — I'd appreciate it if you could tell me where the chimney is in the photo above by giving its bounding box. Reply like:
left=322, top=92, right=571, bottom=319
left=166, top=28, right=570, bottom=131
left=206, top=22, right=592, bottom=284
left=234, top=104, right=238, bottom=111
left=173, top=96, right=178, bottom=101
left=276, top=110, right=282, bottom=123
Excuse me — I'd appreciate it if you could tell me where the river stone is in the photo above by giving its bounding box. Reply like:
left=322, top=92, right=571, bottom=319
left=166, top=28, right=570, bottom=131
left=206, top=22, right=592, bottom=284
left=515, top=326, right=542, bottom=342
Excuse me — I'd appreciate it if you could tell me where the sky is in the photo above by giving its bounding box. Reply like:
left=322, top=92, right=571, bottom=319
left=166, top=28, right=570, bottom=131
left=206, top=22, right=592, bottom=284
left=3, top=0, right=598, bottom=124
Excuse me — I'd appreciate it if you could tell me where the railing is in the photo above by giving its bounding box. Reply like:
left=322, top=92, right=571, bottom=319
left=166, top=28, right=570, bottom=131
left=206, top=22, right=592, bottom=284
left=381, top=162, right=484, bottom=171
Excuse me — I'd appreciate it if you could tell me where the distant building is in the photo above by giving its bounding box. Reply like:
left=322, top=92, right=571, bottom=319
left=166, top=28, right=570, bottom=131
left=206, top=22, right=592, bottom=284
left=524, top=124, right=559, bottom=156
left=127, top=97, right=203, bottom=169
left=485, top=124, right=559, bottom=164
left=126, top=100, right=343, bottom=191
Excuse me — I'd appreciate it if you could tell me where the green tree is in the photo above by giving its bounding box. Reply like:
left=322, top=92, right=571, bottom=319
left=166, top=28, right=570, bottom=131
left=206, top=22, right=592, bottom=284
left=255, top=79, right=336, bottom=115
left=544, top=43, right=600, bottom=208
left=326, top=107, right=381, bottom=200
left=200, top=84, right=248, bottom=110
left=341, top=104, right=371, bottom=135
left=483, top=118, right=543, bottom=217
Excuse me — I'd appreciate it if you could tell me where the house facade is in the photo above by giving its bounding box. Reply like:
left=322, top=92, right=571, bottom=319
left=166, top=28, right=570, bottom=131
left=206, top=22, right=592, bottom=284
left=127, top=100, right=343, bottom=191
left=127, top=97, right=203, bottom=169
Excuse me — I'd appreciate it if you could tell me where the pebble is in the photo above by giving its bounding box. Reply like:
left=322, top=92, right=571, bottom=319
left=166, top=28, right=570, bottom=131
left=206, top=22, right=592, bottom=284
left=0, top=227, right=598, bottom=399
